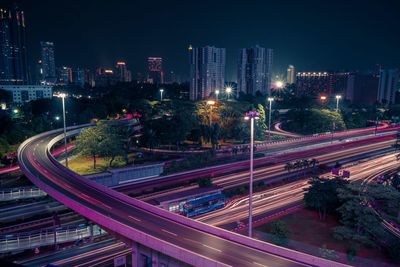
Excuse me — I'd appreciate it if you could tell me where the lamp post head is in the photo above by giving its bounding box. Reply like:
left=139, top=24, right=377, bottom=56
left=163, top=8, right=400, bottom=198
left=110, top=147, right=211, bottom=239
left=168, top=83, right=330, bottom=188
left=57, top=93, right=67, bottom=98
left=55, top=116, right=60, bottom=120
left=267, top=97, right=274, bottom=102
left=336, top=95, right=342, bottom=99
left=215, top=90, right=220, bottom=95
left=225, top=87, right=232, bottom=94
left=245, top=111, right=260, bottom=120
left=275, top=81, right=284, bottom=89
left=160, top=88, right=164, bottom=93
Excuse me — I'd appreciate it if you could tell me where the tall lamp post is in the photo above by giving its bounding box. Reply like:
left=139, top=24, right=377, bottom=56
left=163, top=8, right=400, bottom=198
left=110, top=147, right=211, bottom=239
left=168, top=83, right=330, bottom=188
left=267, top=97, right=274, bottom=140
left=335, top=95, right=342, bottom=112
left=160, top=88, right=164, bottom=101
left=57, top=93, right=68, bottom=167
left=215, top=90, right=220, bottom=101
left=244, top=111, right=259, bottom=238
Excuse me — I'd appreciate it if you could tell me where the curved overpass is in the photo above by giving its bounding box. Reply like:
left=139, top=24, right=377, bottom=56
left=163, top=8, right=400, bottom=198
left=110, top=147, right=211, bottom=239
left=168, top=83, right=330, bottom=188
left=18, top=126, right=347, bottom=267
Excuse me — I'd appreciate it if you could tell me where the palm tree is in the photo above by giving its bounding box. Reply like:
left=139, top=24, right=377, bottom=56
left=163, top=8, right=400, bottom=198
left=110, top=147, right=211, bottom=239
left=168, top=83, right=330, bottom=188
left=284, top=162, right=293, bottom=173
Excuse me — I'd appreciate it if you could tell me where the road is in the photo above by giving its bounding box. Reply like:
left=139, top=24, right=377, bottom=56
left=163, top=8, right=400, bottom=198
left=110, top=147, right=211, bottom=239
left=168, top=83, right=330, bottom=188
left=19, top=127, right=336, bottom=267
left=197, top=153, right=400, bottom=228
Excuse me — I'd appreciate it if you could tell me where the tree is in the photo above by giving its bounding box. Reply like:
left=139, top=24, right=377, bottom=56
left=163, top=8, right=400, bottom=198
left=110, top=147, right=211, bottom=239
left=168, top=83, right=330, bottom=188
left=256, top=104, right=267, bottom=140
left=333, top=183, right=384, bottom=251
left=75, top=122, right=124, bottom=169
left=198, top=176, right=213, bottom=188
left=284, top=162, right=293, bottom=173
left=210, top=122, right=221, bottom=150
left=75, top=124, right=106, bottom=169
left=270, top=220, right=289, bottom=245
left=304, top=177, right=348, bottom=220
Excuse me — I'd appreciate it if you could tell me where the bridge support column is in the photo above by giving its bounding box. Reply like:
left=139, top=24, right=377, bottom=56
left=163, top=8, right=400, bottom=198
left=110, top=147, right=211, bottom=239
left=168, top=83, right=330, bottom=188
left=131, top=242, right=139, bottom=267
left=151, top=250, right=159, bottom=267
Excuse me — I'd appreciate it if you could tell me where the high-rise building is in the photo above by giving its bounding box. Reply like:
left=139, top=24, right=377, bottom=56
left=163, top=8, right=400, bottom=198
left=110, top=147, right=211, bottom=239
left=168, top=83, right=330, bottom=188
left=377, top=69, right=399, bottom=105
left=0, top=5, right=29, bottom=84
left=35, top=59, right=44, bottom=84
left=265, top=48, right=273, bottom=95
left=346, top=72, right=379, bottom=105
left=189, top=45, right=226, bottom=100
left=0, top=85, right=52, bottom=103
left=115, top=61, right=131, bottom=82
left=296, top=71, right=349, bottom=97
left=72, top=68, right=85, bottom=88
left=237, top=45, right=267, bottom=96
left=147, top=57, right=164, bottom=84
left=84, top=69, right=95, bottom=87
left=286, top=65, right=295, bottom=84
left=40, top=41, right=56, bottom=84
left=58, top=66, right=72, bottom=85
left=95, top=68, right=116, bottom=87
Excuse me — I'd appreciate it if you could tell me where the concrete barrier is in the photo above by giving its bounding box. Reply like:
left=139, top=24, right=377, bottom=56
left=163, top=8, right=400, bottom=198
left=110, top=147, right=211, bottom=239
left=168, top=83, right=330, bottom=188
left=86, top=164, right=164, bottom=187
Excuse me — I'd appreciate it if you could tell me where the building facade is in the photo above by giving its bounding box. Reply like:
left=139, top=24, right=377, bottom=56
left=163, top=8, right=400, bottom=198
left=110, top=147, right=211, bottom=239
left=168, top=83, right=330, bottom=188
left=286, top=65, right=295, bottom=84
left=0, top=85, right=52, bottom=103
left=147, top=57, right=164, bottom=84
left=58, top=66, right=72, bottom=85
left=189, top=46, right=226, bottom=100
left=115, top=61, right=131, bottom=82
left=377, top=69, right=399, bottom=104
left=40, top=41, right=56, bottom=84
left=0, top=5, right=29, bottom=85
left=346, top=72, right=379, bottom=105
left=237, top=45, right=267, bottom=96
left=295, top=71, right=349, bottom=97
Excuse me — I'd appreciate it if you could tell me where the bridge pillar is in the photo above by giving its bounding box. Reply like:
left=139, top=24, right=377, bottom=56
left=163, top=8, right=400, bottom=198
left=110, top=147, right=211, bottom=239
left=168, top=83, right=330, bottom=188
left=131, top=242, right=139, bottom=267
left=151, top=250, right=159, bottom=266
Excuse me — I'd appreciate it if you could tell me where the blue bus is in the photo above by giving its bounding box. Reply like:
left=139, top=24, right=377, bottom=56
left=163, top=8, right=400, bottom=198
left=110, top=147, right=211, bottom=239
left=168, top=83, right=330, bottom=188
left=183, top=193, right=225, bottom=218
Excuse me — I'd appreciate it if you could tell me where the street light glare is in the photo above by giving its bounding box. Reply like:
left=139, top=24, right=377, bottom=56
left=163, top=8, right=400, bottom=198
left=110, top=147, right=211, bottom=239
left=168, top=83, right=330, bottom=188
left=267, top=97, right=274, bottom=102
left=336, top=95, right=342, bottom=99
left=320, top=95, right=327, bottom=100
left=207, top=100, right=215, bottom=105
left=275, top=81, right=284, bottom=89
left=225, top=87, right=232, bottom=93
left=160, top=89, right=164, bottom=92
left=57, top=93, right=67, bottom=98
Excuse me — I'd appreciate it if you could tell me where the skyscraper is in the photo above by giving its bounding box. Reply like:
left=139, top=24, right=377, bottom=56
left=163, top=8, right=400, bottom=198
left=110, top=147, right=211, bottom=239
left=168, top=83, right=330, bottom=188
left=72, top=68, right=85, bottom=88
left=40, top=41, right=56, bottom=84
left=115, top=61, right=132, bottom=82
left=377, top=69, right=399, bottom=104
left=237, top=45, right=267, bottom=96
left=189, top=45, right=226, bottom=100
left=0, top=5, right=29, bottom=84
left=286, top=65, right=295, bottom=84
left=265, top=48, right=273, bottom=95
left=147, top=57, right=164, bottom=84
left=58, top=66, right=72, bottom=85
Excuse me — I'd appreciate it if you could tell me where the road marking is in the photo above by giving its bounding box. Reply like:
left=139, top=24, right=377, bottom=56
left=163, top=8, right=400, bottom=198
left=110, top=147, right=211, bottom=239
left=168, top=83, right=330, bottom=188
left=202, top=244, right=221, bottom=252
left=128, top=215, right=141, bottom=222
left=161, top=229, right=178, bottom=236
left=253, top=262, right=268, bottom=267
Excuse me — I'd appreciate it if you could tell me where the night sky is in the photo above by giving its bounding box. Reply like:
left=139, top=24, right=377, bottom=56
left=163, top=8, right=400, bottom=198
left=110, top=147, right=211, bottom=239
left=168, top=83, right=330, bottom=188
left=4, top=0, right=400, bottom=80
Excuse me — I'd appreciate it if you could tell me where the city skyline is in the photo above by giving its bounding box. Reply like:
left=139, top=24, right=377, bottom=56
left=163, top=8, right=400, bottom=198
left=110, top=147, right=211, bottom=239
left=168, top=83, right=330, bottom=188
left=1, top=0, right=400, bottom=81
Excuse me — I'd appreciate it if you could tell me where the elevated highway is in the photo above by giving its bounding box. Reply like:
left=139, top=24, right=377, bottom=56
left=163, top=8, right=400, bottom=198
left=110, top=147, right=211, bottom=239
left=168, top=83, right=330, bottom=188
left=17, top=125, right=347, bottom=266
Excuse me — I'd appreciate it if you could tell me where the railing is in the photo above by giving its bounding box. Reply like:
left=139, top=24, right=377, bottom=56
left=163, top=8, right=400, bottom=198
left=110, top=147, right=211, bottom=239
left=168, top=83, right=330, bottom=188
left=0, top=223, right=104, bottom=253
left=0, top=186, right=47, bottom=201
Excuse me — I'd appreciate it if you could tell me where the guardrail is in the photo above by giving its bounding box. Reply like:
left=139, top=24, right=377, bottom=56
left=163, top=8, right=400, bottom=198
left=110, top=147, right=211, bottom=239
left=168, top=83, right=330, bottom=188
left=44, top=128, right=350, bottom=267
left=0, top=224, right=104, bottom=253
left=0, top=186, right=47, bottom=201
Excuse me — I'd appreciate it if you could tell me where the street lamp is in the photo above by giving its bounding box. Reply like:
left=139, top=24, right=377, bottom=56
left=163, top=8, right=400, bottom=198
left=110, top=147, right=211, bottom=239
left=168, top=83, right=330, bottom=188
left=274, top=80, right=284, bottom=89
left=244, top=110, right=259, bottom=238
left=225, top=86, right=232, bottom=100
left=57, top=93, right=68, bottom=167
left=335, top=95, right=342, bottom=112
left=267, top=97, right=274, bottom=140
left=159, top=89, right=164, bottom=101
left=215, top=90, right=220, bottom=101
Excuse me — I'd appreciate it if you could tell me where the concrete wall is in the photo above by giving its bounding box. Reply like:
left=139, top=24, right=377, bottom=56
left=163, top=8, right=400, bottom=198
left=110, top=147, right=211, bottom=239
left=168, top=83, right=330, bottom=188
left=86, top=164, right=164, bottom=187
